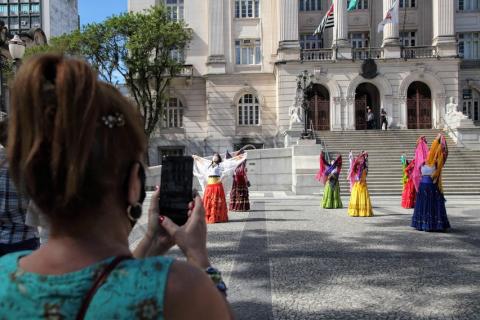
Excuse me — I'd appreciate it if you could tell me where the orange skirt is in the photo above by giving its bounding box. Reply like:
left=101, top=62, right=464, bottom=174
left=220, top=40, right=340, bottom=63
left=204, top=182, right=228, bottom=224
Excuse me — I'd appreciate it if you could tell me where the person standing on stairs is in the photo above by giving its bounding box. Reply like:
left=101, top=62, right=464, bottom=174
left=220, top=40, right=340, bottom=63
left=411, top=133, right=450, bottom=232
left=316, top=151, right=343, bottom=209
left=348, top=150, right=354, bottom=175
left=380, top=108, right=388, bottom=130
left=347, top=151, right=373, bottom=217
left=366, top=107, right=375, bottom=130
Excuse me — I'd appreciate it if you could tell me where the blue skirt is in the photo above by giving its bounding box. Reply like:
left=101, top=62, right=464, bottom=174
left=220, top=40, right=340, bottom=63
left=411, top=176, right=450, bottom=232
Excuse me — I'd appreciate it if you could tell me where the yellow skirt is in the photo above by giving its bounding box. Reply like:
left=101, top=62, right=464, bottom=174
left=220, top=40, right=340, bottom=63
left=348, top=181, right=373, bottom=217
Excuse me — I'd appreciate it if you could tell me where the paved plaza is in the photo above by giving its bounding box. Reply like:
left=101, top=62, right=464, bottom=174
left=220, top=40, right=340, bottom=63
left=130, top=193, right=480, bottom=320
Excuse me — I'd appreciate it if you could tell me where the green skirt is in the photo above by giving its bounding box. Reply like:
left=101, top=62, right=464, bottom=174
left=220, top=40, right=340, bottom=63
left=322, top=181, right=343, bottom=209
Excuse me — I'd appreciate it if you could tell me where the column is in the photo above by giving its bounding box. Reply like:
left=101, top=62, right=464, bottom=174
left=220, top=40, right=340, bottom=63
left=382, top=0, right=400, bottom=58
left=277, top=0, right=300, bottom=60
left=332, top=0, right=348, bottom=47
left=432, top=0, right=457, bottom=57
left=332, top=0, right=351, bottom=59
left=207, top=0, right=226, bottom=73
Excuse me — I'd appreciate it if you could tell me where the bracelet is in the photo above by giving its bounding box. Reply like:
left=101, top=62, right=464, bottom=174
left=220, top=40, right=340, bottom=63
left=205, top=266, right=227, bottom=296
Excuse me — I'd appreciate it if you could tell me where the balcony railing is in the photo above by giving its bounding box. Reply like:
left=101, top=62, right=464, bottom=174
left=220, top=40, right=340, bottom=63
left=401, top=46, right=437, bottom=59
left=352, top=48, right=384, bottom=60
left=301, top=49, right=333, bottom=61
left=179, top=64, right=193, bottom=77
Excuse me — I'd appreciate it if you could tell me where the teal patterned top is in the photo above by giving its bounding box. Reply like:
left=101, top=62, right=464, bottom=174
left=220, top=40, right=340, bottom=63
left=0, top=251, right=173, bottom=319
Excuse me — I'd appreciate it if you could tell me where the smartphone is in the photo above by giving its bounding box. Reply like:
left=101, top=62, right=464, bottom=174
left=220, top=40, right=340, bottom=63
left=159, top=156, right=194, bottom=226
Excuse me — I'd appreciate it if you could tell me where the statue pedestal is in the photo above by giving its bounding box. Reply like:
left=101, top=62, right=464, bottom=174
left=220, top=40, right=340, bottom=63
left=444, top=112, right=480, bottom=150
left=284, top=125, right=303, bottom=148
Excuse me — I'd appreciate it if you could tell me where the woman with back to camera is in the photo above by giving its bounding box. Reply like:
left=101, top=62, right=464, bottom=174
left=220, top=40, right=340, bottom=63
left=411, top=133, right=450, bottom=232
left=0, top=54, right=232, bottom=319
left=347, top=151, right=373, bottom=217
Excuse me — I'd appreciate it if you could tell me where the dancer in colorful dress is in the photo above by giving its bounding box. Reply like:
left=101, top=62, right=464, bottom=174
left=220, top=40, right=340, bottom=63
left=193, top=152, right=247, bottom=223
left=401, top=159, right=416, bottom=209
left=229, top=159, right=250, bottom=211
left=316, top=151, right=343, bottom=209
left=347, top=151, right=373, bottom=217
left=411, top=133, right=450, bottom=232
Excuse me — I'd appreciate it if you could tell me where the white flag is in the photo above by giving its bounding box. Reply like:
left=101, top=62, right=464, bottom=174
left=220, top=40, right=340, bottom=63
left=377, top=0, right=399, bottom=33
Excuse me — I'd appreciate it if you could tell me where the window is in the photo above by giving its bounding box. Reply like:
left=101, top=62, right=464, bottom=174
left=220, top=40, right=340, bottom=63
left=351, top=32, right=369, bottom=59
left=0, top=5, right=7, bottom=15
left=299, top=0, right=321, bottom=11
left=164, top=98, right=184, bottom=128
left=238, top=94, right=260, bottom=126
left=158, top=147, right=185, bottom=164
left=235, top=0, right=260, bottom=18
left=235, top=39, right=262, bottom=65
left=9, top=17, right=19, bottom=28
left=20, top=3, right=28, bottom=14
left=458, top=0, right=480, bottom=10
left=348, top=0, right=368, bottom=10
left=300, top=34, right=323, bottom=50
left=31, top=16, right=40, bottom=27
left=458, top=32, right=480, bottom=59
left=400, top=0, right=416, bottom=8
left=400, top=31, right=416, bottom=47
left=351, top=32, right=369, bottom=48
left=9, top=4, right=18, bottom=14
left=170, top=48, right=185, bottom=63
left=20, top=17, right=29, bottom=28
left=31, top=3, right=40, bottom=13
left=166, top=0, right=184, bottom=21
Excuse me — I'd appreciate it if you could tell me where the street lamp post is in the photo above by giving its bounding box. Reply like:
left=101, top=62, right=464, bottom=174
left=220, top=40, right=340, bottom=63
left=9, top=35, right=26, bottom=74
left=296, top=70, right=313, bottom=139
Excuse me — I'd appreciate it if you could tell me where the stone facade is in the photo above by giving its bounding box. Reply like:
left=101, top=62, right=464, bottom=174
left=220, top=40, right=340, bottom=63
left=128, top=0, right=480, bottom=164
left=42, top=0, right=79, bottom=39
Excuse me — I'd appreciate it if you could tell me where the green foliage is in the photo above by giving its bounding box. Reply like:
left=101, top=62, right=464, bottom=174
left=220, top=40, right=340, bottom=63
left=25, top=6, right=192, bottom=142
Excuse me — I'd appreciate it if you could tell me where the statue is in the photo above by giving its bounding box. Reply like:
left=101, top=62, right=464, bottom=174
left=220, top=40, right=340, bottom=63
left=289, top=89, right=304, bottom=128
left=445, top=97, right=466, bottom=118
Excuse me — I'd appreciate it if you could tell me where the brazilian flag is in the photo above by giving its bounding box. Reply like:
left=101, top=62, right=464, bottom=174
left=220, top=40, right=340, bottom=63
left=347, top=0, right=358, bottom=11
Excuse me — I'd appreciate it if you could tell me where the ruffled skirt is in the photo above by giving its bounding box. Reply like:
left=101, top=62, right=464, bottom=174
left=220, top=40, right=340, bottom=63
left=401, top=178, right=416, bottom=209
left=411, top=176, right=450, bottom=232
left=204, top=182, right=228, bottom=224
left=322, top=181, right=343, bottom=209
left=348, top=182, right=373, bottom=217
left=229, top=180, right=250, bottom=211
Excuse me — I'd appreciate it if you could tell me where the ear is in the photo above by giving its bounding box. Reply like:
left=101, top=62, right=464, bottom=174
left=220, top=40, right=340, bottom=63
left=127, top=162, right=141, bottom=205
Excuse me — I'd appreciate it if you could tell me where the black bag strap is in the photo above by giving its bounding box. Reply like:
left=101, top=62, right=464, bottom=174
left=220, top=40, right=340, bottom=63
left=76, top=255, right=133, bottom=320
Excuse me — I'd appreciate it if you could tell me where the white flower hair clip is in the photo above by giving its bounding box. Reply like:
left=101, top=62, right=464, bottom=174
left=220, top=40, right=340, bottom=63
left=101, top=113, right=125, bottom=129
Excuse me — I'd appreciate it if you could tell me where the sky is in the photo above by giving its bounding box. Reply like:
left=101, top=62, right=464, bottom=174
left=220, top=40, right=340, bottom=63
left=79, top=0, right=127, bottom=27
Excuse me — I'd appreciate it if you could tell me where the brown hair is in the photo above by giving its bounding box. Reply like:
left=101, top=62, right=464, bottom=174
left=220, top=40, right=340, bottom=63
left=7, top=54, right=147, bottom=221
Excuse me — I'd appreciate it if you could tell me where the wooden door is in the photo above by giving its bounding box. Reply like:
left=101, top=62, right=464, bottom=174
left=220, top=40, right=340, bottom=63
left=407, top=91, right=432, bottom=129
left=355, top=95, right=367, bottom=130
left=308, top=95, right=330, bottom=131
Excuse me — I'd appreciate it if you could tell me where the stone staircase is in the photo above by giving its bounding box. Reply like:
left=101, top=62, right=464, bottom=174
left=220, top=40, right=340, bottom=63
left=302, top=129, right=480, bottom=196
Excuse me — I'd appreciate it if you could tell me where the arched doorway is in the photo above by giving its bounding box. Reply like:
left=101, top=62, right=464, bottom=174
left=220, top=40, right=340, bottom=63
left=407, top=82, right=432, bottom=129
left=306, top=84, right=330, bottom=131
left=355, top=83, right=380, bottom=130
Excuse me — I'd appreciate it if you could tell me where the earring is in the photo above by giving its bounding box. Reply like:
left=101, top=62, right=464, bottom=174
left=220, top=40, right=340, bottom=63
left=127, top=203, right=142, bottom=222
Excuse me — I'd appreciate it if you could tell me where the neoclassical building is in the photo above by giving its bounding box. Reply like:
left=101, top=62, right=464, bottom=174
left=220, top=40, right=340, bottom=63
left=128, top=0, right=480, bottom=164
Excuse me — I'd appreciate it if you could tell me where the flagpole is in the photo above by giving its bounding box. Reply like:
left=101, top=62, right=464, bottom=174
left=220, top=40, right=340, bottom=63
left=401, top=0, right=407, bottom=59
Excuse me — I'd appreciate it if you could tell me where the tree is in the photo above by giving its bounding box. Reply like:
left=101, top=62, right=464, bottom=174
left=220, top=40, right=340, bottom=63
left=26, top=6, right=192, bottom=152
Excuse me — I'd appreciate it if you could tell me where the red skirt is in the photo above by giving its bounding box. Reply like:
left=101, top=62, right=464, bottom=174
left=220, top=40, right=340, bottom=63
left=401, top=178, right=416, bottom=209
left=204, top=182, right=228, bottom=224
left=229, top=180, right=250, bottom=211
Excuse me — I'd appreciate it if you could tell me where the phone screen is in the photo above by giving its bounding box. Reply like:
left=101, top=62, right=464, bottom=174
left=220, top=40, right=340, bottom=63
left=159, top=156, right=194, bottom=226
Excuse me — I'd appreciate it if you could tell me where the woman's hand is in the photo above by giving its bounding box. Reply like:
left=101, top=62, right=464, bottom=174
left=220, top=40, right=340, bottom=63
left=160, top=197, right=209, bottom=269
left=134, top=186, right=175, bottom=258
